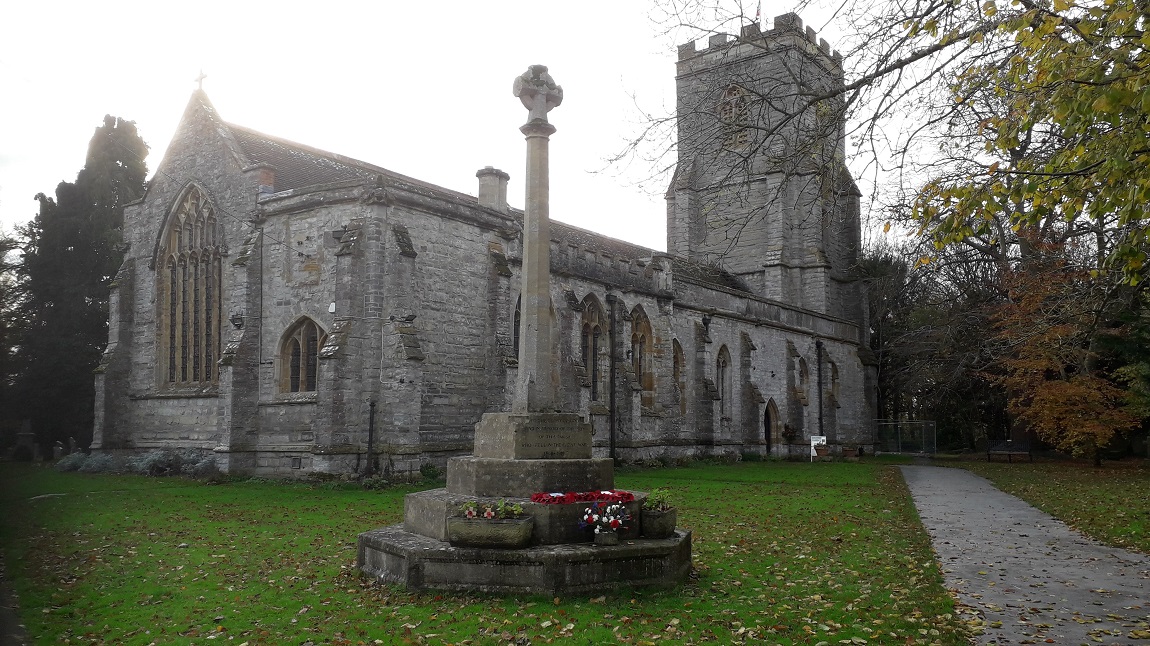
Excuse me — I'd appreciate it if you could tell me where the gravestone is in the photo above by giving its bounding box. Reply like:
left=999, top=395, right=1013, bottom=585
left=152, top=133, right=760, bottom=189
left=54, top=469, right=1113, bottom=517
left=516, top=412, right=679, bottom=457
left=357, top=66, right=691, bottom=594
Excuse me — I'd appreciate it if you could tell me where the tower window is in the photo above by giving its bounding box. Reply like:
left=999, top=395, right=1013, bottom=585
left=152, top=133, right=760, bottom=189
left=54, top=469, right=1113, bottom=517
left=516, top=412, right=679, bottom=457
left=719, top=85, right=752, bottom=149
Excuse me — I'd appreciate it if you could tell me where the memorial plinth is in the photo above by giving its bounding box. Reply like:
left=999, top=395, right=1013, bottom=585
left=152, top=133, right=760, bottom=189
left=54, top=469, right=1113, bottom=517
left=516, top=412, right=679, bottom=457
left=359, top=527, right=692, bottom=594
left=355, top=65, right=691, bottom=594
left=449, top=412, right=612, bottom=496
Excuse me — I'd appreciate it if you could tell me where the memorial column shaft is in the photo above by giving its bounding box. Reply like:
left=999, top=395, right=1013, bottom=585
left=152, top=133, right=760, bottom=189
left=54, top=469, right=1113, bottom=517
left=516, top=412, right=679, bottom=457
left=515, top=120, right=558, bottom=413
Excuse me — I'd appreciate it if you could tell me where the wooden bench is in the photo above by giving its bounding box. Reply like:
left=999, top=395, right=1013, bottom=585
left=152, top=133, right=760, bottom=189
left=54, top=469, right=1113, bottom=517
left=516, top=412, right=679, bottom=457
left=987, top=440, right=1032, bottom=463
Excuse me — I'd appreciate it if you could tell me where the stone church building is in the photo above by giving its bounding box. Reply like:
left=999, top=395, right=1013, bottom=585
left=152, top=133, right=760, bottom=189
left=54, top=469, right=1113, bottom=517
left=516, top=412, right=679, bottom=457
left=92, top=15, right=877, bottom=476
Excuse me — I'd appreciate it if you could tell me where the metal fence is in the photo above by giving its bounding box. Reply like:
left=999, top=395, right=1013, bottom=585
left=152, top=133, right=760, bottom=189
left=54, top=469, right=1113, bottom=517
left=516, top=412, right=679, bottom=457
left=874, top=420, right=937, bottom=455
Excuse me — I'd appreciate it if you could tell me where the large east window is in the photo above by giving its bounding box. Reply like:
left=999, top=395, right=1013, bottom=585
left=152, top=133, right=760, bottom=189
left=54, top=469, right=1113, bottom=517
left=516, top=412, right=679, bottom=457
left=157, top=186, right=221, bottom=388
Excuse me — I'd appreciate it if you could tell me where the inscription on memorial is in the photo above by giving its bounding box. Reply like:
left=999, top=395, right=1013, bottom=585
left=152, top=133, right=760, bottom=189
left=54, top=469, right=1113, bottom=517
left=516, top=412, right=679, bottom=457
left=512, top=416, right=592, bottom=459
left=473, top=413, right=592, bottom=459
left=518, top=423, right=589, bottom=459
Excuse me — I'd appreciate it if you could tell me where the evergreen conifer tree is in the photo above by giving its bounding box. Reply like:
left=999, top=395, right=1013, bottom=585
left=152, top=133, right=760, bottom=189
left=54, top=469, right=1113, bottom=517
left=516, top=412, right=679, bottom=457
left=15, top=116, right=147, bottom=451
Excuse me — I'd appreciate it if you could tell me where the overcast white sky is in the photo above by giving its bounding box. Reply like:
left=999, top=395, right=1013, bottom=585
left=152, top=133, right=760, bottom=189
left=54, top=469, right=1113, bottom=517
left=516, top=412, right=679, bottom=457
left=0, top=2, right=845, bottom=252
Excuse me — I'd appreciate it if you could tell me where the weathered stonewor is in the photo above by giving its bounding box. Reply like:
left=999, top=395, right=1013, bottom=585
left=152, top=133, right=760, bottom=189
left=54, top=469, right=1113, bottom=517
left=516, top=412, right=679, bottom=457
left=450, top=412, right=612, bottom=496
left=356, top=65, right=691, bottom=594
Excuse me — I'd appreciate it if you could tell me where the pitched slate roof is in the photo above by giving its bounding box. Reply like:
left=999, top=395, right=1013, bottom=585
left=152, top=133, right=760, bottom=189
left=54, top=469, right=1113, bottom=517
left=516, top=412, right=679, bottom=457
left=217, top=105, right=750, bottom=295
left=228, top=126, right=376, bottom=190
left=224, top=123, right=478, bottom=206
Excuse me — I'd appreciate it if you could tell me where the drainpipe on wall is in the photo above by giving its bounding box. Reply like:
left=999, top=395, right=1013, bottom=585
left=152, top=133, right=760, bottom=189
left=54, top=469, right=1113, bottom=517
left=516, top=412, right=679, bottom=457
left=605, top=293, right=618, bottom=462
left=816, top=340, right=824, bottom=439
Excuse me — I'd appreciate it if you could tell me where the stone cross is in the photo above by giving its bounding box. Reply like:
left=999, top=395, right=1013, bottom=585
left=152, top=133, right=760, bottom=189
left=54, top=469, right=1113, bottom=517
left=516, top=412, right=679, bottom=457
left=513, top=65, right=563, bottom=123
left=512, top=65, right=563, bottom=413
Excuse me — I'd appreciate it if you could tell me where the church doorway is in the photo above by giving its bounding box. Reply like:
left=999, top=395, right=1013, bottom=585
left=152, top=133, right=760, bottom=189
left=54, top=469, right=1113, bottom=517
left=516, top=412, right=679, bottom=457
left=764, top=398, right=779, bottom=454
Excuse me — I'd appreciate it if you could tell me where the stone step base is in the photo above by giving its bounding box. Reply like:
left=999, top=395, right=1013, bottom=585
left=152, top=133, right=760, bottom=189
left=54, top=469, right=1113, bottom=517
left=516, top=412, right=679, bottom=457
left=404, top=488, right=647, bottom=544
left=358, top=524, right=692, bottom=594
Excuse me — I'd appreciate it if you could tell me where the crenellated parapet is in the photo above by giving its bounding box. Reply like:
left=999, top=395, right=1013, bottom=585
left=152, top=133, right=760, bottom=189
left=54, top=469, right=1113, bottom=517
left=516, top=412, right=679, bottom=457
left=677, top=12, right=843, bottom=69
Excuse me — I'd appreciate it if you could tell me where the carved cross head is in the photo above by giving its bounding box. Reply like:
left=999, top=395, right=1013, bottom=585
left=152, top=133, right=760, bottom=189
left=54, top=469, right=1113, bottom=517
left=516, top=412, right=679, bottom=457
left=513, top=65, right=563, bottom=122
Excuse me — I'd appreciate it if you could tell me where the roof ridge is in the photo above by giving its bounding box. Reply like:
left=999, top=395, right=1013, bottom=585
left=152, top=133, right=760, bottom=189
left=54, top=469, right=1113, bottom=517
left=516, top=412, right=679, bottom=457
left=224, top=122, right=480, bottom=203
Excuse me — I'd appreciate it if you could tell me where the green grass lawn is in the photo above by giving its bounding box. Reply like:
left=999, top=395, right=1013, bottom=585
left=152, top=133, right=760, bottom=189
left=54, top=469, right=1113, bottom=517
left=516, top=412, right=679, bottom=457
left=958, top=458, right=1150, bottom=553
left=0, top=460, right=967, bottom=645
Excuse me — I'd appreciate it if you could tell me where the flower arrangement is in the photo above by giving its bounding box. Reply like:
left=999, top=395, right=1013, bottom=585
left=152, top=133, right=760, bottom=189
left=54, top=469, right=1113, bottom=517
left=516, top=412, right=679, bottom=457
left=458, top=499, right=524, bottom=519
left=580, top=501, right=631, bottom=534
left=530, top=490, right=635, bottom=505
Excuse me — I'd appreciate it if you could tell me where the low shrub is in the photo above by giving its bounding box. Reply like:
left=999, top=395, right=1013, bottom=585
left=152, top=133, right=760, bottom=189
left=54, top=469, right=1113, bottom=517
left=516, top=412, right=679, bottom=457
left=77, top=453, right=120, bottom=473
left=419, top=462, right=441, bottom=481
left=183, top=453, right=218, bottom=478
left=360, top=475, right=391, bottom=490
left=124, top=449, right=217, bottom=478
left=128, top=450, right=182, bottom=476
left=54, top=452, right=88, bottom=472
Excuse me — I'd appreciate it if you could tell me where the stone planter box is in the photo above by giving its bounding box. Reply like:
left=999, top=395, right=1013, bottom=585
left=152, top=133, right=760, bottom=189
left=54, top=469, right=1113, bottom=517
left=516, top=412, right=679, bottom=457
left=841, top=447, right=859, bottom=458
left=593, top=530, right=620, bottom=546
left=446, top=517, right=533, bottom=549
left=814, top=446, right=829, bottom=457
left=641, top=508, right=678, bottom=539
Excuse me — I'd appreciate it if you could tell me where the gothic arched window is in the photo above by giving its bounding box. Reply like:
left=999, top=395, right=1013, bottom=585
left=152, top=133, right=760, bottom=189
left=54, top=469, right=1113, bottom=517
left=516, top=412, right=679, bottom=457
left=579, top=295, right=607, bottom=402
left=719, top=85, right=752, bottom=148
left=717, top=345, right=732, bottom=418
left=673, top=339, right=686, bottom=416
left=630, top=305, right=655, bottom=409
left=829, top=361, right=840, bottom=405
left=157, top=186, right=221, bottom=388
left=281, top=318, right=326, bottom=393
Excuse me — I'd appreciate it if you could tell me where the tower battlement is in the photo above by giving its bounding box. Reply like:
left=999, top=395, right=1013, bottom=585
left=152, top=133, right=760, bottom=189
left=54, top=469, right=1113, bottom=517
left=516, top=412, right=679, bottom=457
left=677, top=12, right=843, bottom=67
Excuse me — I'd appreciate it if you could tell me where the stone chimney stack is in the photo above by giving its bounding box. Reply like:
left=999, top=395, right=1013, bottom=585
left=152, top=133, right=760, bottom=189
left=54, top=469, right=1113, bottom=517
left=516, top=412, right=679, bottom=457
left=248, top=163, right=276, bottom=195
left=476, top=166, right=510, bottom=213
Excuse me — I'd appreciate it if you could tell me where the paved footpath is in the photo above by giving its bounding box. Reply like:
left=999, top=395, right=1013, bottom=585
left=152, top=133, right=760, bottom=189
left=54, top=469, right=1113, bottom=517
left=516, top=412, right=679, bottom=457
left=901, top=465, right=1150, bottom=645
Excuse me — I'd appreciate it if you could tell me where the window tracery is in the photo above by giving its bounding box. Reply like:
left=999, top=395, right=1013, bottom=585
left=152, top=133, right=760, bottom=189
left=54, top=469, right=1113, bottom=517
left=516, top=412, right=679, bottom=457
left=719, top=85, right=752, bottom=149
left=630, top=306, right=655, bottom=408
left=579, top=295, right=607, bottom=402
left=281, top=318, right=325, bottom=393
left=157, top=186, right=221, bottom=388
left=717, top=345, right=732, bottom=418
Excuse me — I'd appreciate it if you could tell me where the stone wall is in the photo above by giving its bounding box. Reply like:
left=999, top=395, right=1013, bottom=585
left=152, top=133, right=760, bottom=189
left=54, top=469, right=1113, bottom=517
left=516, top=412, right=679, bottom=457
left=95, top=38, right=877, bottom=475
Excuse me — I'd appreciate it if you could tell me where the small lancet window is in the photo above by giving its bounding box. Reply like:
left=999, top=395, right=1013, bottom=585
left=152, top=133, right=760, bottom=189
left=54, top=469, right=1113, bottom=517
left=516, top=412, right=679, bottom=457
left=579, top=295, right=608, bottom=402
left=631, top=306, right=655, bottom=408
left=282, top=319, right=325, bottom=393
left=717, top=345, right=732, bottom=418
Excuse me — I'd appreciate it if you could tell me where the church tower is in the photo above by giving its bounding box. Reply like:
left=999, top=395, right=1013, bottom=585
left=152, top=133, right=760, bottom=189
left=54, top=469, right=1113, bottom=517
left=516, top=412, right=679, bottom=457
left=667, top=13, right=862, bottom=320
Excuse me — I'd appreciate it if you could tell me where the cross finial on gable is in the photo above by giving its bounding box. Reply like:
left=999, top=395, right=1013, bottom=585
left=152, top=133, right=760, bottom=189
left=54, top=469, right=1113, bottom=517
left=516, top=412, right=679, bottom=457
left=195, top=70, right=207, bottom=91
